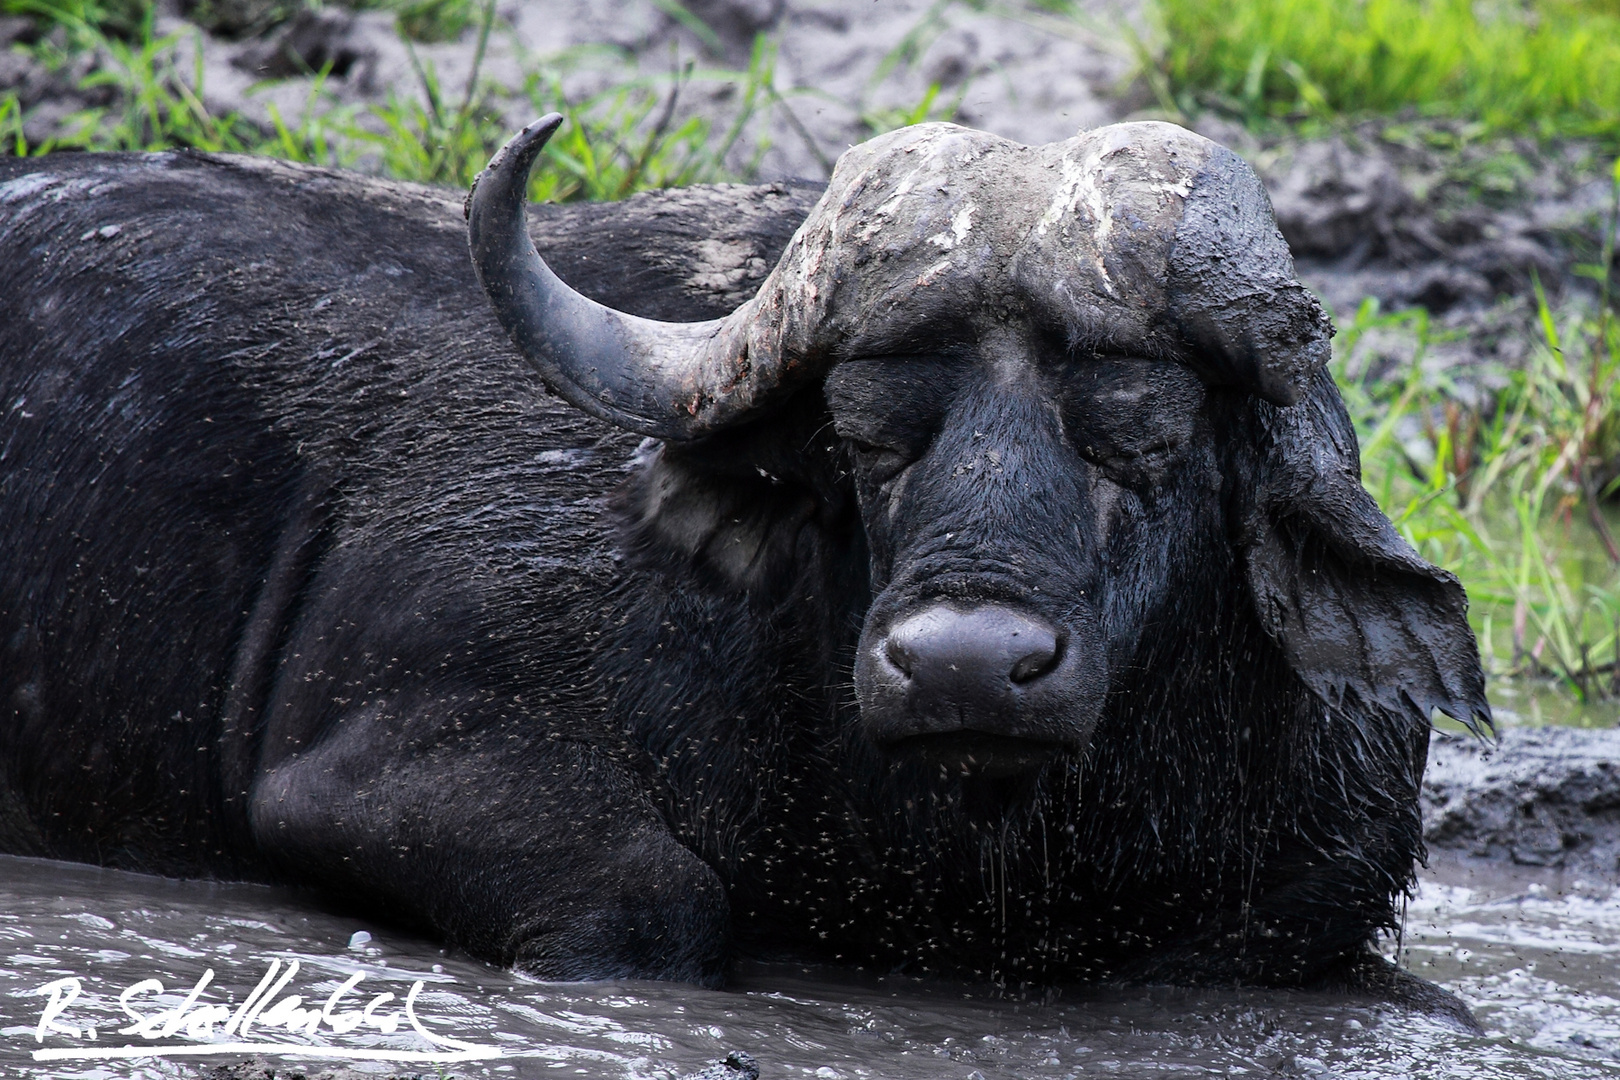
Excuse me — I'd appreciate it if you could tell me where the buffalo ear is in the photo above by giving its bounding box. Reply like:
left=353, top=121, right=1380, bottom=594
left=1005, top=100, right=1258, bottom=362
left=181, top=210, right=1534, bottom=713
left=1238, top=370, right=1491, bottom=733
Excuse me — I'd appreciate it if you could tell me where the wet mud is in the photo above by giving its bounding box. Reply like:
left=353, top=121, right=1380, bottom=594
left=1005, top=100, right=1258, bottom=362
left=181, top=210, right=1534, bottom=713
left=1426, top=726, right=1620, bottom=876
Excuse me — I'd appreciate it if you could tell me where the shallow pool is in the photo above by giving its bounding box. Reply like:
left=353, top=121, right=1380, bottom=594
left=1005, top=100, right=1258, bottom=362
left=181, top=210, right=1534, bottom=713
left=0, top=850, right=1616, bottom=1080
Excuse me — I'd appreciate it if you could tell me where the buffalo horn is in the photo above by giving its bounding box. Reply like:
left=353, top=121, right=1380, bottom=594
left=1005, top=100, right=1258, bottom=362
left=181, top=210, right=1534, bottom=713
left=466, top=114, right=796, bottom=440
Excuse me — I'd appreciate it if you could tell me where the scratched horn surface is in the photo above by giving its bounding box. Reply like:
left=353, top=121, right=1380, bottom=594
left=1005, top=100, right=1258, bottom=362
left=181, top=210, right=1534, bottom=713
left=1, top=853, right=1617, bottom=1079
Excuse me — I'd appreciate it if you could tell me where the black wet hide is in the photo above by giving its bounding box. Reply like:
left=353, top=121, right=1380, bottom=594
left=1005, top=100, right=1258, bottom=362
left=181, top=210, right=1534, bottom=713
left=0, top=151, right=1486, bottom=1011
left=0, top=152, right=812, bottom=986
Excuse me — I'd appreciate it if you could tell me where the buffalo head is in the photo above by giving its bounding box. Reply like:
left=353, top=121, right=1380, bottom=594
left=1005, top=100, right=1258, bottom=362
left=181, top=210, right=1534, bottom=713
left=467, top=115, right=1485, bottom=782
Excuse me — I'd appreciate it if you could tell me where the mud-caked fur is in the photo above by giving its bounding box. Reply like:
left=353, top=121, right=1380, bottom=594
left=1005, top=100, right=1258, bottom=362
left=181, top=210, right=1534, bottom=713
left=0, top=145, right=1486, bottom=1003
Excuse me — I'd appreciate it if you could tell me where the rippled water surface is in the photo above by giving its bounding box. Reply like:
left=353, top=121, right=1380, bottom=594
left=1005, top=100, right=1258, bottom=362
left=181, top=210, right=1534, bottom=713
left=1, top=853, right=1616, bottom=1079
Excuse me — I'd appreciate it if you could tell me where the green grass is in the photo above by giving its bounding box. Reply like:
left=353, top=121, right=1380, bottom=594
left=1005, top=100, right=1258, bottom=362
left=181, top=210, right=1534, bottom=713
left=1147, top=0, right=1620, bottom=145
left=391, top=0, right=476, bottom=44
left=1338, top=157, right=1620, bottom=701
left=5, top=4, right=264, bottom=155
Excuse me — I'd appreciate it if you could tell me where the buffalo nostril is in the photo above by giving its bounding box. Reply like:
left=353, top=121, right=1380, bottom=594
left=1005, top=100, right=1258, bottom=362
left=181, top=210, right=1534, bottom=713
left=885, top=634, right=917, bottom=678
left=1009, top=633, right=1062, bottom=683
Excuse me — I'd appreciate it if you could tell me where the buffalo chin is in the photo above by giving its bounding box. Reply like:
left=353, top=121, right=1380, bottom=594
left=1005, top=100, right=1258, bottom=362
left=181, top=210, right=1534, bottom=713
left=882, top=731, right=1067, bottom=778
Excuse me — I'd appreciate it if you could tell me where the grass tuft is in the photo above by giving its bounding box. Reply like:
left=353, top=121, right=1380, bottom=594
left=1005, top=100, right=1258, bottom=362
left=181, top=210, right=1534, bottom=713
left=0, top=0, right=785, bottom=199
left=1149, top=0, right=1620, bottom=145
left=391, top=0, right=475, bottom=44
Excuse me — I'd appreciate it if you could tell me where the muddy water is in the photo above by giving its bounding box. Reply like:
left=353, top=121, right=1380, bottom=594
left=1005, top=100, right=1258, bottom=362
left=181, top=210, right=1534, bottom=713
left=1486, top=680, right=1620, bottom=730
left=1, top=851, right=1616, bottom=1080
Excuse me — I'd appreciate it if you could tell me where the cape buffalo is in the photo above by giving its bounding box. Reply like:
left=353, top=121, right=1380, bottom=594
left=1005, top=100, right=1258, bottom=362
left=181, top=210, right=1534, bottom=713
left=0, top=117, right=1488, bottom=1012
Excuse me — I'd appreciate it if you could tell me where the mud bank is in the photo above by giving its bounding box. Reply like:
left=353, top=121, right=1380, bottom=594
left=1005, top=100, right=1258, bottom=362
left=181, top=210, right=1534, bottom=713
left=1426, top=725, right=1620, bottom=877
left=1210, top=117, right=1618, bottom=377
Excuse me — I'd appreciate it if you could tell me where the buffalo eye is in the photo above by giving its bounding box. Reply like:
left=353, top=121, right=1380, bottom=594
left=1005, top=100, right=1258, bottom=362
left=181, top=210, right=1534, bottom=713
left=1061, top=358, right=1205, bottom=489
left=824, top=357, right=959, bottom=488
left=845, top=439, right=916, bottom=488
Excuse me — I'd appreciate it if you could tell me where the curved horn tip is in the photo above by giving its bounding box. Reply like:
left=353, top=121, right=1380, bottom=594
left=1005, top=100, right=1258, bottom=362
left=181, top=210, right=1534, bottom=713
left=465, top=113, right=565, bottom=221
